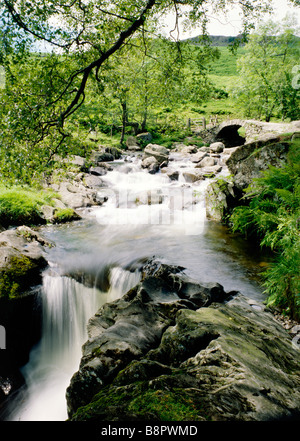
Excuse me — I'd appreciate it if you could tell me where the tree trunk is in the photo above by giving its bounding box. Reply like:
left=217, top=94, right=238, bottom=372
left=120, top=101, right=128, bottom=145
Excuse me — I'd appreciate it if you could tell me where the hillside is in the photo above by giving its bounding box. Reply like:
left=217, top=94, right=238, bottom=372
left=184, top=35, right=243, bottom=46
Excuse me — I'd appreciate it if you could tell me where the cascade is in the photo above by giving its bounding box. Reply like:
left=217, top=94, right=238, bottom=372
left=3, top=149, right=265, bottom=420
left=5, top=266, right=139, bottom=421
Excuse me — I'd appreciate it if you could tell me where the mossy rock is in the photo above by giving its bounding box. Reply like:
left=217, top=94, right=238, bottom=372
left=52, top=208, right=81, bottom=224
left=0, top=253, right=46, bottom=299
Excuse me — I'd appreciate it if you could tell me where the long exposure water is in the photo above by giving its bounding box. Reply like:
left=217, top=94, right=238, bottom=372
left=4, top=149, right=269, bottom=420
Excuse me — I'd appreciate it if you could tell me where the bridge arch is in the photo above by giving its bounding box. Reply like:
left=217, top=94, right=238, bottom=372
left=215, top=120, right=246, bottom=147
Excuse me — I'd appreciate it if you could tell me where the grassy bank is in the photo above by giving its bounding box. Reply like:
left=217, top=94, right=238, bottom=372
left=0, top=186, right=57, bottom=228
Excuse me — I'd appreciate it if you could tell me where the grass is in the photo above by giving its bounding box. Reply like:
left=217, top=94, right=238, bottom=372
left=0, top=185, right=58, bottom=227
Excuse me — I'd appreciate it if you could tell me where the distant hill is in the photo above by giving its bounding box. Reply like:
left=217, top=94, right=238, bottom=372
left=184, top=35, right=242, bottom=46
left=185, top=34, right=300, bottom=47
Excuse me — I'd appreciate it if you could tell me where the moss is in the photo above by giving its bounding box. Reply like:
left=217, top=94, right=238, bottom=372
left=0, top=254, right=40, bottom=299
left=71, top=382, right=208, bottom=421
left=53, top=208, right=80, bottom=223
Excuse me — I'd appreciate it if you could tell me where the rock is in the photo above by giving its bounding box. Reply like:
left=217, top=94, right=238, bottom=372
left=83, top=174, right=103, bottom=189
left=197, top=157, right=216, bottom=168
left=0, top=228, right=49, bottom=300
left=210, top=142, right=225, bottom=153
left=70, top=155, right=86, bottom=169
left=91, top=151, right=114, bottom=163
left=143, top=144, right=169, bottom=165
left=226, top=135, right=290, bottom=190
left=126, top=136, right=141, bottom=151
left=105, top=147, right=122, bottom=159
left=68, top=261, right=300, bottom=421
left=55, top=180, right=99, bottom=209
left=181, top=145, right=198, bottom=154
left=190, top=151, right=208, bottom=163
left=40, top=205, right=56, bottom=222
left=141, top=156, right=159, bottom=174
left=141, top=156, right=158, bottom=169
left=161, top=168, right=179, bottom=181
left=182, top=171, right=204, bottom=183
left=88, top=166, right=107, bottom=176
left=0, top=227, right=50, bottom=404
left=136, top=133, right=152, bottom=144
left=205, top=178, right=241, bottom=222
left=66, top=259, right=230, bottom=417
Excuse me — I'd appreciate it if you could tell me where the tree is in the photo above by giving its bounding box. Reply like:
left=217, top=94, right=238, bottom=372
left=232, top=16, right=300, bottom=121
left=0, top=0, right=292, bottom=183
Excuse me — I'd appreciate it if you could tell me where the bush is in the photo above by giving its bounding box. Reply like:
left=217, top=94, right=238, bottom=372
left=230, top=138, right=300, bottom=320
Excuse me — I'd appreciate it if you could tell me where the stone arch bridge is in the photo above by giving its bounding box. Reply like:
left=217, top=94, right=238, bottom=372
left=201, top=119, right=300, bottom=148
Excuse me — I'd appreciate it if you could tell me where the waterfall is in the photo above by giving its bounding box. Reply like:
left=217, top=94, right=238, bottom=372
left=6, top=266, right=139, bottom=421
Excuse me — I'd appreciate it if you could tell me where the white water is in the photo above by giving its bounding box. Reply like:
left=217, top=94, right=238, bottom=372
left=6, top=267, right=140, bottom=421
left=4, top=149, right=266, bottom=421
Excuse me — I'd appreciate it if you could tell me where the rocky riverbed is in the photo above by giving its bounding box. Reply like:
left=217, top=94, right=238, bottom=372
left=1, top=120, right=300, bottom=420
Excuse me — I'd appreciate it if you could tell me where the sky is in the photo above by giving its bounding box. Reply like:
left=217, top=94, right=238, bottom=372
left=162, top=0, right=300, bottom=38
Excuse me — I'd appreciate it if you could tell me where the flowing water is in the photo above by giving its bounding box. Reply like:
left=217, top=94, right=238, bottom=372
left=3, top=149, right=268, bottom=421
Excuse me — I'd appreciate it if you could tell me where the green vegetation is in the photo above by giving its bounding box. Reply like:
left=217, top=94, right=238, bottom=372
left=72, top=382, right=207, bottom=421
left=230, top=137, right=300, bottom=320
left=53, top=208, right=80, bottom=224
left=232, top=17, right=300, bottom=121
left=0, top=186, right=57, bottom=227
left=0, top=254, right=39, bottom=299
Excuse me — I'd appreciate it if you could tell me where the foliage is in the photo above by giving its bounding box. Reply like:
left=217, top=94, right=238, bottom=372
left=0, top=185, right=56, bottom=227
left=0, top=0, right=276, bottom=184
left=230, top=138, right=300, bottom=319
left=232, top=16, right=300, bottom=121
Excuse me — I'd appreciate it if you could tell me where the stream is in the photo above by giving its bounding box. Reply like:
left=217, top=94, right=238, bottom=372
left=4, top=148, right=268, bottom=421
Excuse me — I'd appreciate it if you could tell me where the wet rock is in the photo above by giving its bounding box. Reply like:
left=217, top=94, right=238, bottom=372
left=210, top=142, right=225, bottom=153
left=197, top=157, right=216, bottom=168
left=182, top=170, right=204, bottom=183
left=141, top=156, right=158, bottom=169
left=143, top=144, right=169, bottom=165
left=69, top=289, right=300, bottom=422
left=89, top=166, right=108, bottom=176
left=0, top=228, right=50, bottom=406
left=161, top=168, right=179, bottom=181
left=91, top=151, right=114, bottom=163
left=66, top=259, right=230, bottom=417
left=190, top=151, right=208, bottom=163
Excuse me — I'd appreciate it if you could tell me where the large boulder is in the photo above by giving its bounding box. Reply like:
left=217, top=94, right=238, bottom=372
left=143, top=144, right=169, bottom=165
left=205, top=178, right=242, bottom=222
left=69, top=284, right=300, bottom=421
left=226, top=135, right=291, bottom=190
left=141, top=156, right=159, bottom=174
left=136, top=132, right=152, bottom=144
left=126, top=136, right=141, bottom=151
left=66, top=259, right=230, bottom=417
